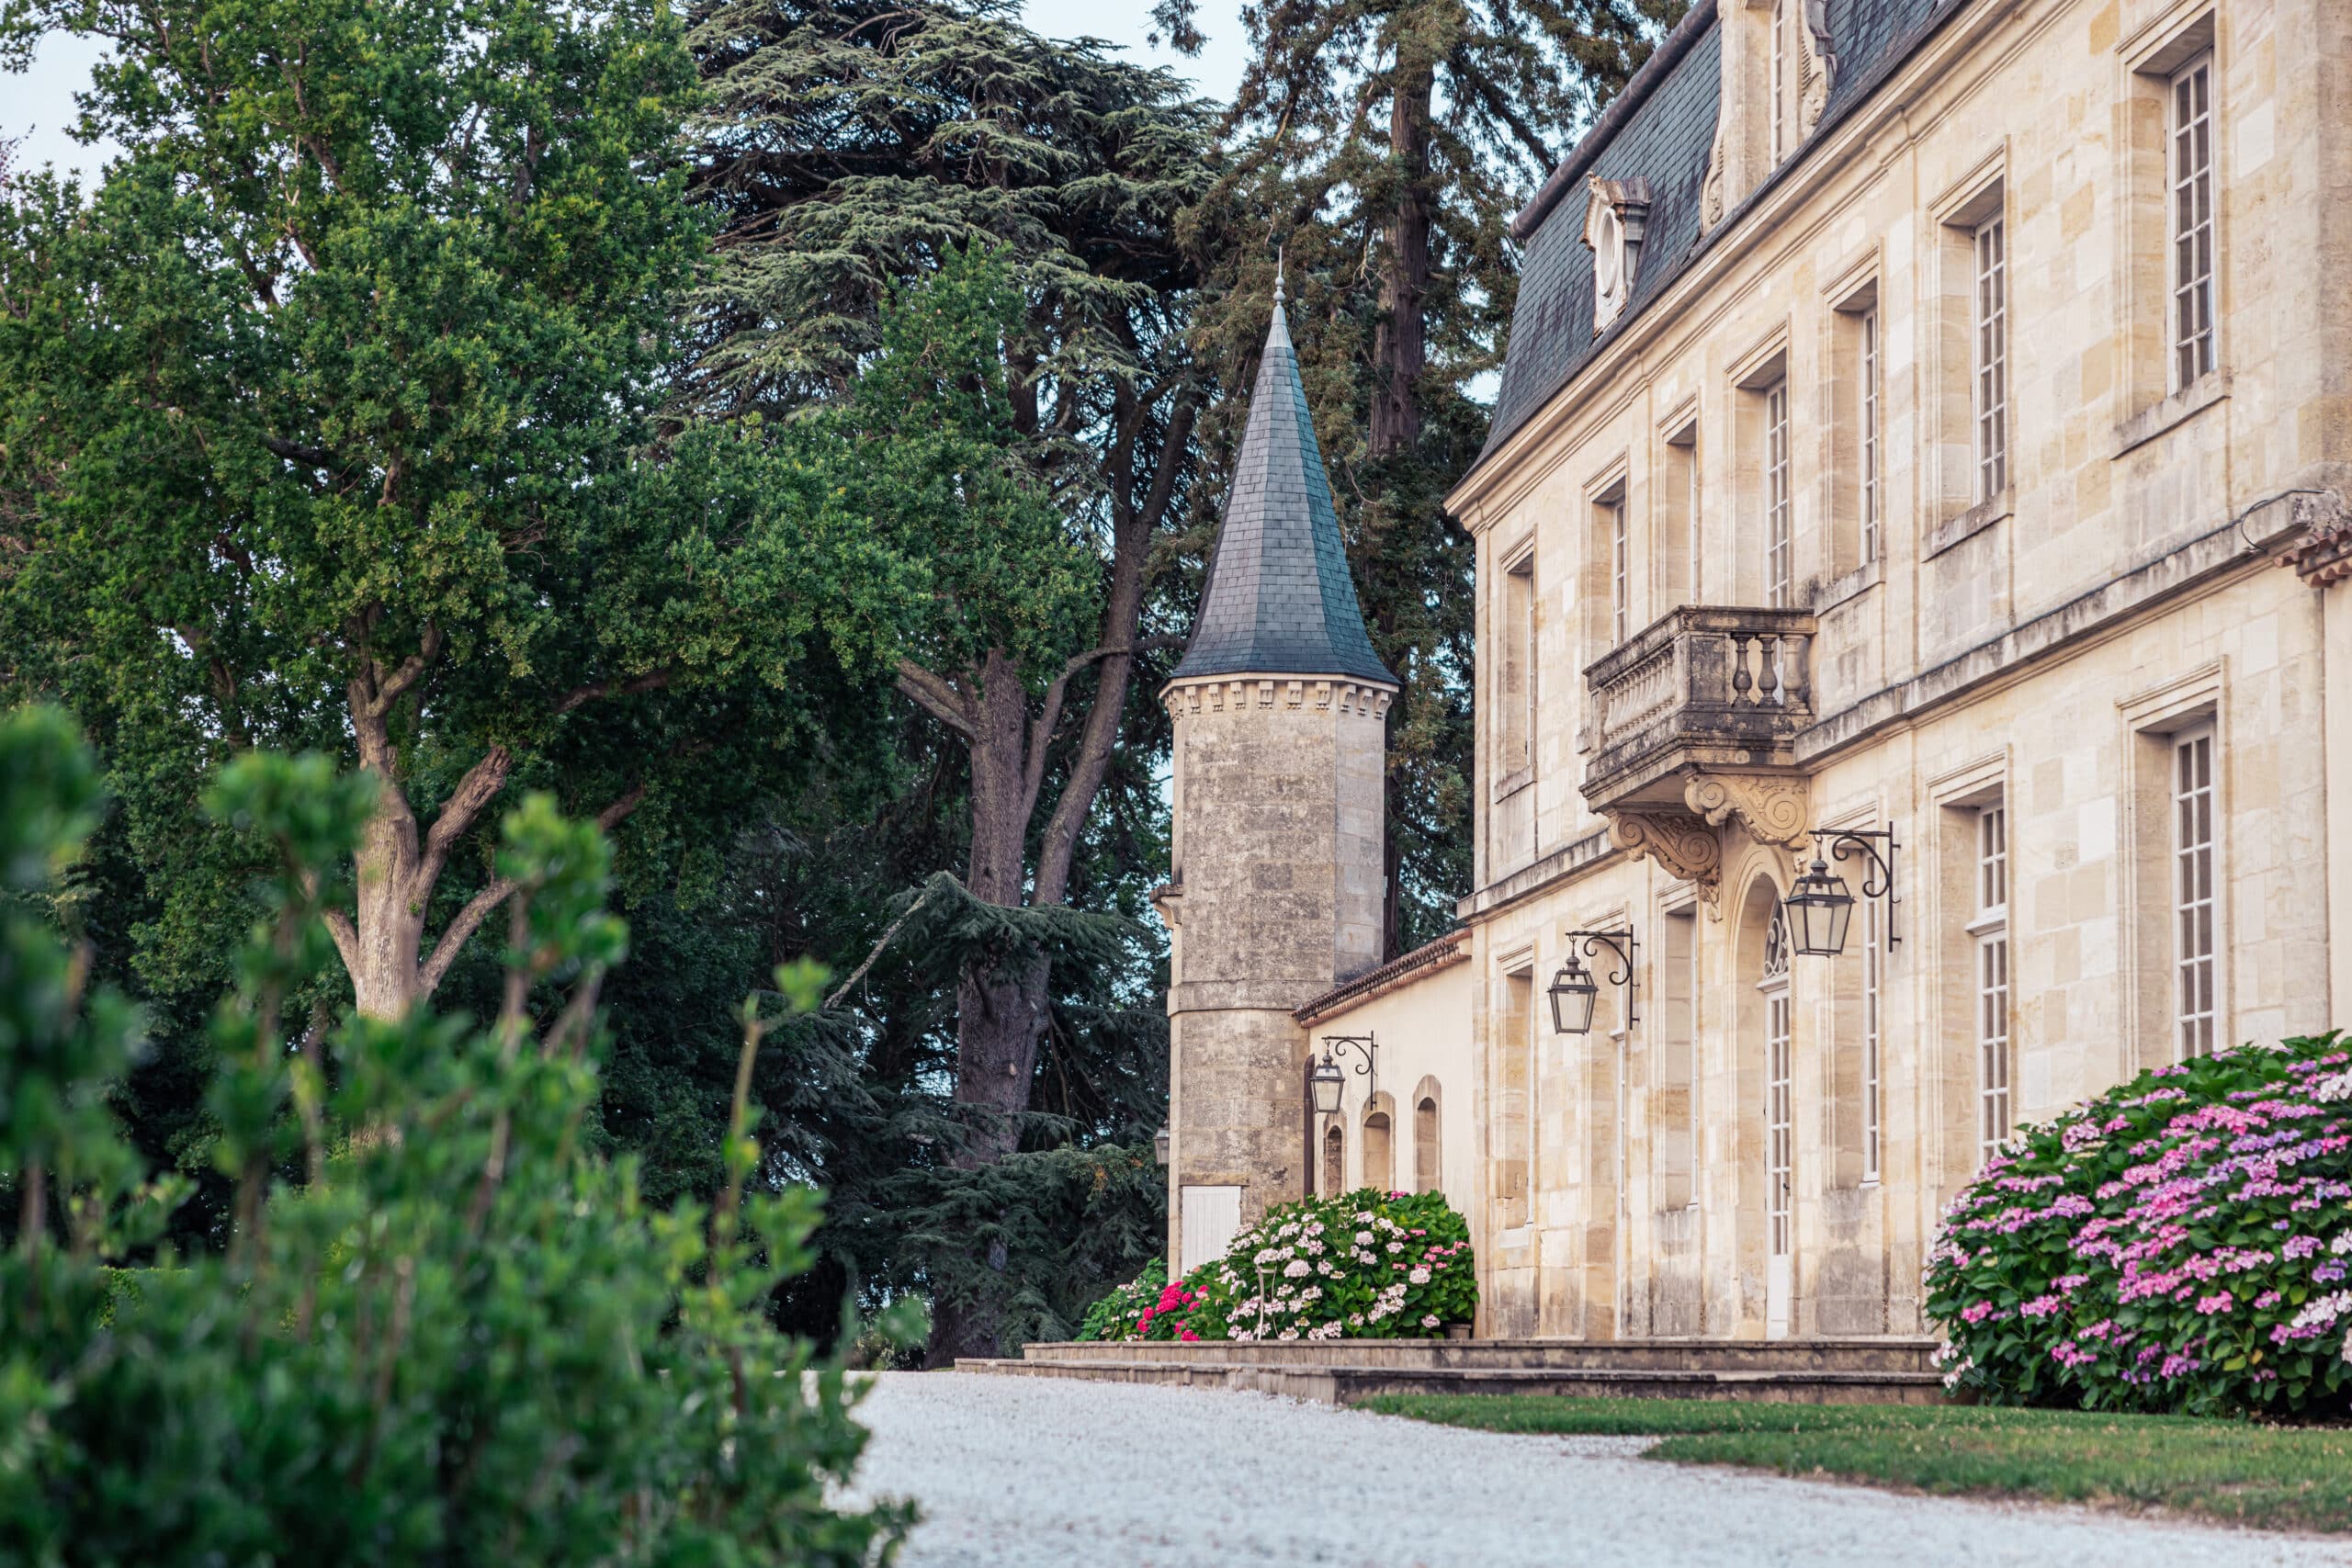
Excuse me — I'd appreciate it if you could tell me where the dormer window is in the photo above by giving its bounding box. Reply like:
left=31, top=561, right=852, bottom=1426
left=1582, top=176, right=1654, bottom=335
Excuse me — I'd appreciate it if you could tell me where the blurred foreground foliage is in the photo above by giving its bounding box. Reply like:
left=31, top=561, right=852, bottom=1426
left=0, top=706, right=910, bottom=1566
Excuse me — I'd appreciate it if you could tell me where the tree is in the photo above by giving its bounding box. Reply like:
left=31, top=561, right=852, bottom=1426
left=681, top=0, right=1213, bottom=1355
left=0, top=0, right=910, bottom=1021
left=1170, top=0, right=1680, bottom=952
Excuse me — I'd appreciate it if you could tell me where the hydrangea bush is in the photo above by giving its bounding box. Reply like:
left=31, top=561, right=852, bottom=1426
left=1077, top=1258, right=1192, bottom=1341
left=1926, top=1033, right=2352, bottom=1416
left=1189, top=1189, right=1477, bottom=1342
left=1071, top=1190, right=1479, bottom=1344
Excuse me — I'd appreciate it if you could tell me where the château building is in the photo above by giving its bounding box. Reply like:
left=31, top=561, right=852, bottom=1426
left=1160, top=0, right=2352, bottom=1343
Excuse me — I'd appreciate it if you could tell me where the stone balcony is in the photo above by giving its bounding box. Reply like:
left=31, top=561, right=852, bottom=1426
left=1578, top=606, right=1818, bottom=887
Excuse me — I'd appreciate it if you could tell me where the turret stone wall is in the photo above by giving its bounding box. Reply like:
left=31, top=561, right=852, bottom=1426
left=1159, top=674, right=1391, bottom=1272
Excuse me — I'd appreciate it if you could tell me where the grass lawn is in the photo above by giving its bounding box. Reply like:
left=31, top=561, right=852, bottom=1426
left=1355, top=1395, right=2352, bottom=1534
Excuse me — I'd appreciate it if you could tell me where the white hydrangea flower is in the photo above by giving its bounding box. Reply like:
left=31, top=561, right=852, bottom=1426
left=1408, top=1267, right=1430, bottom=1285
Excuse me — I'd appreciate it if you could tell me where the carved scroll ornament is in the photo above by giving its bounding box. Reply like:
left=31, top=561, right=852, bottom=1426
left=1684, top=773, right=1811, bottom=849
left=1608, top=810, right=1723, bottom=903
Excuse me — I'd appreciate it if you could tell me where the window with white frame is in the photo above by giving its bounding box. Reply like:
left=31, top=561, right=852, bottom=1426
left=1860, top=307, right=1883, bottom=565
left=1862, top=895, right=1883, bottom=1182
left=2168, top=52, right=2217, bottom=389
left=1765, top=378, right=1792, bottom=606
left=1762, top=907, right=1794, bottom=1259
left=2173, top=724, right=2217, bottom=1057
left=1971, top=804, right=2011, bottom=1160
left=1973, top=212, right=2008, bottom=501
left=1610, top=496, right=1631, bottom=645
left=1770, top=0, right=1790, bottom=166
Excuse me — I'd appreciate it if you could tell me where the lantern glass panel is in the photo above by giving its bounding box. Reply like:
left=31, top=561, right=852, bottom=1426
left=1309, top=1060, right=1345, bottom=1114
left=1786, top=871, right=1856, bottom=956
left=1548, top=964, right=1597, bottom=1034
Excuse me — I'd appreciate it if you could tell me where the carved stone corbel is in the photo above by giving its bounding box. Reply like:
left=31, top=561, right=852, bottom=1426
left=1684, top=772, right=1811, bottom=850
left=1608, top=809, right=1724, bottom=908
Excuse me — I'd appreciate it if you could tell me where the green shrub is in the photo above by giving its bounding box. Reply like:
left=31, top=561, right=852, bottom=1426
left=1926, top=1033, right=2352, bottom=1416
left=1076, top=1256, right=1169, bottom=1341
left=0, top=707, right=910, bottom=1564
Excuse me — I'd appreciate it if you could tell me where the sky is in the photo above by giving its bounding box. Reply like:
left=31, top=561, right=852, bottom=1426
left=5, top=3, right=1251, bottom=186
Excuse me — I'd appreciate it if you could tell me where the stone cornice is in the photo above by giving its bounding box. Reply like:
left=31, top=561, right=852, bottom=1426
left=1161, top=672, right=1396, bottom=721
left=2272, top=491, right=2352, bottom=587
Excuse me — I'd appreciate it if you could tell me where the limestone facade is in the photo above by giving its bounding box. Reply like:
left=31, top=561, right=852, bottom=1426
left=1434, top=0, right=2352, bottom=1340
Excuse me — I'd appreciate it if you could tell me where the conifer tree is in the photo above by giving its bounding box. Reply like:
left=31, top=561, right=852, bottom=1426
left=680, top=0, right=1215, bottom=1360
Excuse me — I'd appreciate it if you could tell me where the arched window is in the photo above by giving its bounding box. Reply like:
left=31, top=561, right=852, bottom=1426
left=1363, top=1109, right=1394, bottom=1194
left=1321, top=1123, right=1344, bottom=1198
left=1413, top=1077, right=1443, bottom=1196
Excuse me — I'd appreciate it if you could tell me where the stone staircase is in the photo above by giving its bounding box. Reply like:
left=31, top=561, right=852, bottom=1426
left=958, top=1336, right=1947, bottom=1406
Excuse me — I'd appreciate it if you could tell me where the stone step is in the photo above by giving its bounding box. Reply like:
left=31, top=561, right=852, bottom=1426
left=1013, top=1336, right=1941, bottom=1377
left=958, top=1355, right=1947, bottom=1406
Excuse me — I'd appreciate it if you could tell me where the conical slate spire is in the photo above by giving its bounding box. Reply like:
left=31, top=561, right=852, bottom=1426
left=1170, top=292, right=1397, bottom=687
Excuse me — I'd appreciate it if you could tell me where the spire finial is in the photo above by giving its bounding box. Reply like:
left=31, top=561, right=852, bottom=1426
left=1273, top=243, right=1285, bottom=306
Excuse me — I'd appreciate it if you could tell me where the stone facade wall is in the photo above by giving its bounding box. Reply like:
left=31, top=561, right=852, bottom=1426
left=1442, top=0, right=2352, bottom=1339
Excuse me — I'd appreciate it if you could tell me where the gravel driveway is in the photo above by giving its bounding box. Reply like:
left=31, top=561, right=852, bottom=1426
left=842, top=1372, right=2352, bottom=1568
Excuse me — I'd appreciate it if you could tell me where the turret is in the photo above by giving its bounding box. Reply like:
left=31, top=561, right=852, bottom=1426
left=1157, top=275, right=1398, bottom=1273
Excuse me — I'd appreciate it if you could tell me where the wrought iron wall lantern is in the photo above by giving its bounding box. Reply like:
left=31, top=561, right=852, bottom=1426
left=1784, top=825, right=1901, bottom=956
left=1548, top=929, right=1638, bottom=1034
left=1317, top=1032, right=1379, bottom=1103
left=1152, top=1124, right=1170, bottom=1166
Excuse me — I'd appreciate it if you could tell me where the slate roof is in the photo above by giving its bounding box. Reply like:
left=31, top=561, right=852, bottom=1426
left=1172, top=295, right=1397, bottom=687
left=1477, top=0, right=1973, bottom=470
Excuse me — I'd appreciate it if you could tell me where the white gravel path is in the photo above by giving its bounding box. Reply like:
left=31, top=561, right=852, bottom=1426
left=842, top=1371, right=2352, bottom=1568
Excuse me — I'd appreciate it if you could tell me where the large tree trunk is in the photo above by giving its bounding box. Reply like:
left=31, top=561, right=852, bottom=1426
left=1370, top=63, right=1433, bottom=458
left=324, top=650, right=521, bottom=1019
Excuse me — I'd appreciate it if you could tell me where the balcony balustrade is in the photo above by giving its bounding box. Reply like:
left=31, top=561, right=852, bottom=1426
left=1579, top=606, right=1817, bottom=818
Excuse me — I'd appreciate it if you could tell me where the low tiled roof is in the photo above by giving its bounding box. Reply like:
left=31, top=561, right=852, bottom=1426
left=1171, top=296, right=1397, bottom=686
left=1294, top=929, right=1472, bottom=1024
left=1477, top=0, right=1972, bottom=471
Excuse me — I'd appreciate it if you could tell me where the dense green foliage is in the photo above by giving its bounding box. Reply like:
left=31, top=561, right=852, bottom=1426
left=0, top=0, right=1679, bottom=1372
left=0, top=707, right=907, bottom=1565
left=1924, top=1034, right=2352, bottom=1416
left=1367, top=1396, right=2352, bottom=1533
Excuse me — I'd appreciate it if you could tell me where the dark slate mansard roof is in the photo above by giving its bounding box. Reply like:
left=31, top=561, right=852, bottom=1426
left=1171, top=293, right=1397, bottom=687
left=1479, top=0, right=1973, bottom=468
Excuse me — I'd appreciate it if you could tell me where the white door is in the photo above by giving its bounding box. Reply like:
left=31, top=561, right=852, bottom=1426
left=1180, top=1184, right=1243, bottom=1273
left=1764, top=983, right=1794, bottom=1339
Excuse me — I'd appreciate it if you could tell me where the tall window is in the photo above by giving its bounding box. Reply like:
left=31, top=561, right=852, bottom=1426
left=1770, top=0, right=1790, bottom=165
left=1765, top=379, right=1792, bottom=605
left=1321, top=1123, right=1344, bottom=1197
left=1862, top=896, right=1883, bottom=1182
left=1499, top=552, right=1534, bottom=774
left=1762, top=908, right=1793, bottom=1261
left=1973, top=805, right=2011, bottom=1160
left=1973, top=213, right=2008, bottom=501
left=2168, top=53, right=2217, bottom=388
left=1860, top=307, right=1883, bottom=565
left=1609, top=497, right=1631, bottom=644
left=2173, top=725, right=2217, bottom=1057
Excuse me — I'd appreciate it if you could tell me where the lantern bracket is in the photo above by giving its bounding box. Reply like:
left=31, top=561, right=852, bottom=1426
left=1317, top=1032, right=1379, bottom=1102
left=1564, top=928, right=1639, bottom=1028
left=1819, top=826, right=1901, bottom=947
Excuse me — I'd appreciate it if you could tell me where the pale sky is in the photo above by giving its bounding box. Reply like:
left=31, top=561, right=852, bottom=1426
left=5, top=4, right=1249, bottom=188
